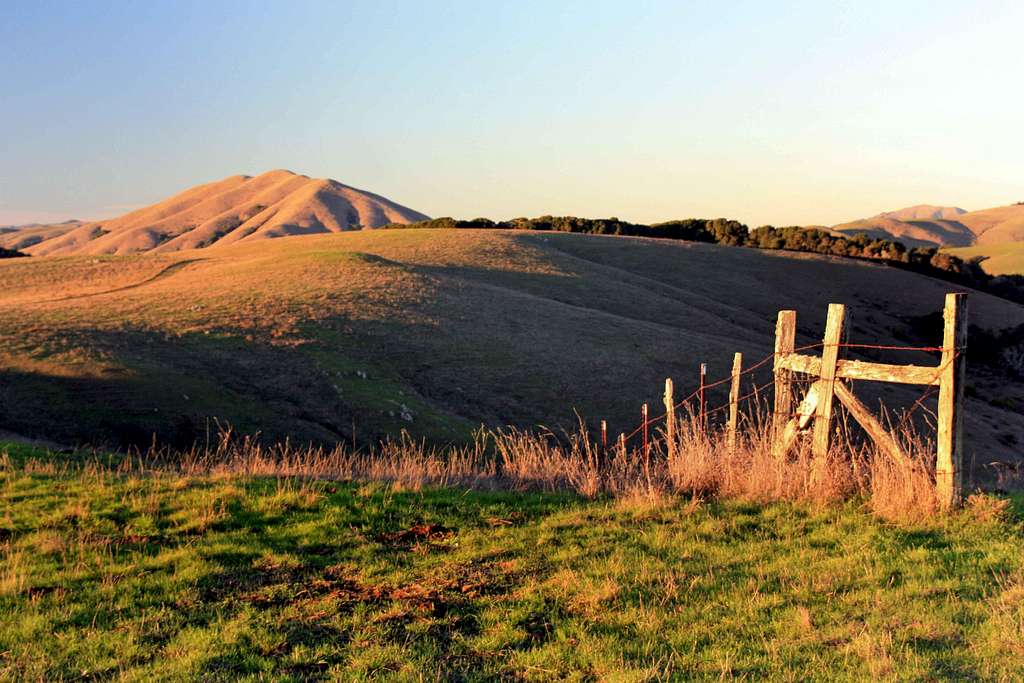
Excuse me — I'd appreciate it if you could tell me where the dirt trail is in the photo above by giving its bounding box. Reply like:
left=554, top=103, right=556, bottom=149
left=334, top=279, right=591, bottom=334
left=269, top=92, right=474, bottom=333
left=30, top=258, right=207, bottom=304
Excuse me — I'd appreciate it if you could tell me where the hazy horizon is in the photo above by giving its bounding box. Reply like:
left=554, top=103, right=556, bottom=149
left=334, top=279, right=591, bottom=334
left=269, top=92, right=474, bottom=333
left=3, top=0, right=1022, bottom=228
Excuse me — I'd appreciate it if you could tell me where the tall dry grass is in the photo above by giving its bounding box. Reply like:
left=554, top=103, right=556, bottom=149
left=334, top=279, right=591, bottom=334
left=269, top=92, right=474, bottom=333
left=69, top=407, right=943, bottom=521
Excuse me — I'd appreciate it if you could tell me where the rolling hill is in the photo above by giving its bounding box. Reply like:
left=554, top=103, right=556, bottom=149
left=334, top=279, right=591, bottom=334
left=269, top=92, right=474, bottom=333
left=830, top=215, right=976, bottom=248
left=0, top=220, right=83, bottom=251
left=878, top=205, right=967, bottom=221
left=958, top=204, right=1024, bottom=245
left=947, top=241, right=1024, bottom=276
left=2, top=228, right=1022, bottom=476
left=2, top=170, right=429, bottom=257
left=831, top=203, right=1024, bottom=249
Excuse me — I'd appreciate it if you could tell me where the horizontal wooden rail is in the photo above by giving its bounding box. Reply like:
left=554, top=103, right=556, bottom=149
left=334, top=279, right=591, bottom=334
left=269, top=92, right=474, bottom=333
left=776, top=353, right=940, bottom=386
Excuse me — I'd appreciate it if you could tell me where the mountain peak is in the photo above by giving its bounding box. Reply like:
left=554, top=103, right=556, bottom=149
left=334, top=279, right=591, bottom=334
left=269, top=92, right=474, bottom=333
left=10, top=172, right=429, bottom=257
left=876, top=205, right=967, bottom=221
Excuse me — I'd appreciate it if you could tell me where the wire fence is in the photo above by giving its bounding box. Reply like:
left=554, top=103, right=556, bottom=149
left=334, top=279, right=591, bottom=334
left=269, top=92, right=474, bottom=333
left=609, top=340, right=964, bottom=449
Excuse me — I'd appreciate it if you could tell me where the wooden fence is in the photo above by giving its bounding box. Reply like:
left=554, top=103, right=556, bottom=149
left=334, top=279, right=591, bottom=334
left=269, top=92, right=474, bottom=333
left=630, top=292, right=968, bottom=508
left=771, top=293, right=966, bottom=507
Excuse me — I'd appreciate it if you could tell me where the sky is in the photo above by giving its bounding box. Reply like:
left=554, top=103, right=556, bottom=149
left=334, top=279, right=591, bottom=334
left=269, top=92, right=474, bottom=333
left=2, top=0, right=1023, bottom=228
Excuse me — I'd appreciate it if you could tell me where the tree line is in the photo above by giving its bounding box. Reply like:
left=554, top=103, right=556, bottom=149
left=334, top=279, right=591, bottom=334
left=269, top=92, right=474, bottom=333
left=383, top=215, right=1024, bottom=306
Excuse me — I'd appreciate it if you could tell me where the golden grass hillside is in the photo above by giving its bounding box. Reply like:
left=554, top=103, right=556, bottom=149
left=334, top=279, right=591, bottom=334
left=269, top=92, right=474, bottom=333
left=831, top=215, right=975, bottom=248
left=960, top=204, right=1024, bottom=245
left=831, top=203, right=1024, bottom=249
left=1, top=228, right=1023, bottom=474
left=878, top=205, right=967, bottom=221
left=10, top=170, right=428, bottom=257
left=0, top=221, right=82, bottom=251
left=946, top=242, right=1024, bottom=276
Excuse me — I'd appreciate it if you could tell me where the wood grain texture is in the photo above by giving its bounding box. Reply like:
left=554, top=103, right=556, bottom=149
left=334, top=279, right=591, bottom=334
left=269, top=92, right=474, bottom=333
left=936, top=293, right=968, bottom=508
left=776, top=354, right=941, bottom=386
left=727, top=352, right=742, bottom=451
left=833, top=382, right=908, bottom=465
left=812, top=304, right=847, bottom=459
left=773, top=311, right=797, bottom=439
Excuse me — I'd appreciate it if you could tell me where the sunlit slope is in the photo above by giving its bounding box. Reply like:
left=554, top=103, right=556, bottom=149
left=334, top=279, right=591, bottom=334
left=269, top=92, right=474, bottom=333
left=0, top=222, right=81, bottom=251
left=17, top=170, right=428, bottom=257
left=831, top=216, right=974, bottom=248
left=831, top=203, right=1024, bottom=248
left=1, top=229, right=1022, bottom=463
left=959, top=204, right=1024, bottom=245
left=947, top=242, right=1024, bottom=276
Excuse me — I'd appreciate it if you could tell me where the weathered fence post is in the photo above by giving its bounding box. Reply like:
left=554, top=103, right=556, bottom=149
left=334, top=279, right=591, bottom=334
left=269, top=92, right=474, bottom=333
left=698, top=363, right=707, bottom=432
left=727, top=352, right=743, bottom=450
left=641, top=403, right=649, bottom=457
left=936, top=292, right=968, bottom=508
left=763, top=294, right=968, bottom=506
left=600, top=419, right=608, bottom=451
left=812, top=304, right=847, bottom=460
left=663, top=378, right=676, bottom=458
left=773, top=311, right=797, bottom=439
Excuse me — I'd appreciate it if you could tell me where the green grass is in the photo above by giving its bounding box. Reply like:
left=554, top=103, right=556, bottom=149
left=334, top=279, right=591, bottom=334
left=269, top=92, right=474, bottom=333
left=2, top=442, right=1022, bottom=680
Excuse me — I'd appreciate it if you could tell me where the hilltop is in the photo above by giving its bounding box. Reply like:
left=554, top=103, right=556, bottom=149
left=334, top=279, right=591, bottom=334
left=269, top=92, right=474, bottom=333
left=0, top=171, right=428, bottom=256
left=831, top=202, right=1024, bottom=249
left=0, top=220, right=83, bottom=251
left=879, top=205, right=968, bottom=222
left=2, top=228, right=1022, bottom=473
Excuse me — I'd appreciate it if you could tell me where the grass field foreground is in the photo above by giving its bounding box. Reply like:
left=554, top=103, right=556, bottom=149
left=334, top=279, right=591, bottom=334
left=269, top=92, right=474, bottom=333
left=1, top=439, right=1023, bottom=681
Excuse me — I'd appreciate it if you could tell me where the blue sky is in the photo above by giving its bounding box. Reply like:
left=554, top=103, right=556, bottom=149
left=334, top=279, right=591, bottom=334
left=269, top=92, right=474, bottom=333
left=2, top=0, right=1022, bottom=227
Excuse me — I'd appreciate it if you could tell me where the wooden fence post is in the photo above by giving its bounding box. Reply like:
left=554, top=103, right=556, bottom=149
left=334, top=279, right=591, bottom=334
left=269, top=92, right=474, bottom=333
left=641, top=403, right=649, bottom=457
left=773, top=311, right=797, bottom=439
left=698, top=363, right=707, bottom=432
left=727, top=352, right=743, bottom=450
left=663, top=378, right=676, bottom=458
left=812, top=304, right=847, bottom=460
left=936, top=293, right=968, bottom=508
left=600, top=420, right=608, bottom=451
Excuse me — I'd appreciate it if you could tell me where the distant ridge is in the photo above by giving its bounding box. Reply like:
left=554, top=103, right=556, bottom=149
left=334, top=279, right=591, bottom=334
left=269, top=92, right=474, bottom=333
left=0, top=220, right=85, bottom=250
left=830, top=202, right=1024, bottom=249
left=2, top=170, right=429, bottom=256
left=878, top=205, right=967, bottom=222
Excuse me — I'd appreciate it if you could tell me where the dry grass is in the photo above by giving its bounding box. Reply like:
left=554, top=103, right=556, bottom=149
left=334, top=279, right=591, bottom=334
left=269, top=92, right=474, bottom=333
left=38, top=410, right=952, bottom=521
left=0, top=547, right=27, bottom=596
left=4, top=227, right=1024, bottom=464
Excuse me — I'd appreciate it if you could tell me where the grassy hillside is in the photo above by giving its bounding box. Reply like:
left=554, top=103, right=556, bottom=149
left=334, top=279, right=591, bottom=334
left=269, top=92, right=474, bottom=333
left=947, top=242, right=1024, bottom=276
left=0, top=222, right=81, bottom=251
left=2, top=228, right=1024, bottom=468
left=832, top=216, right=975, bottom=248
left=14, top=170, right=428, bottom=257
left=959, top=204, right=1024, bottom=245
left=1, top=441, right=1022, bottom=680
left=829, top=203, right=1024, bottom=249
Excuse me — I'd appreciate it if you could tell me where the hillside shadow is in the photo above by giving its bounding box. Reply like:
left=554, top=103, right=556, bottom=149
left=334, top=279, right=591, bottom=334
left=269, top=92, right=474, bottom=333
left=0, top=325, right=354, bottom=451
left=4, top=253, right=1024, bottom=480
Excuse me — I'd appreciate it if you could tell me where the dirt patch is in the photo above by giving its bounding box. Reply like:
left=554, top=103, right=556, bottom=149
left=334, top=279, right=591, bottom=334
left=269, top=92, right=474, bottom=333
left=376, top=522, right=455, bottom=550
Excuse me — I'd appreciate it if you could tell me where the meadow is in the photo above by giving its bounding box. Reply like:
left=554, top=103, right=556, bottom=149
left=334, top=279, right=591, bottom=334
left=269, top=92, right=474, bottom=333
left=3, top=229, right=1024, bottom=680
left=2, top=420, right=1024, bottom=681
